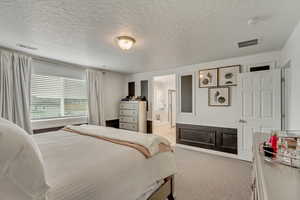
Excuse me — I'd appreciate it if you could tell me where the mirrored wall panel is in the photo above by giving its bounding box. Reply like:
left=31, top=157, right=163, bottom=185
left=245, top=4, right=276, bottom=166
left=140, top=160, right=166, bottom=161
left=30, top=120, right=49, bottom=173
left=141, top=80, right=148, bottom=100
left=180, top=75, right=193, bottom=113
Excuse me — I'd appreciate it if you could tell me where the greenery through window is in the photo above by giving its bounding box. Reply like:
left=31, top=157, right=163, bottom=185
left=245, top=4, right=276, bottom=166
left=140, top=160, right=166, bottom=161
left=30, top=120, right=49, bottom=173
left=31, top=74, right=88, bottom=120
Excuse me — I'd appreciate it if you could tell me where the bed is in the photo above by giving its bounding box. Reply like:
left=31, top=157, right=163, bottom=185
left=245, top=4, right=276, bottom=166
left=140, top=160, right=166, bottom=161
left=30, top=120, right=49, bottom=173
left=0, top=120, right=176, bottom=200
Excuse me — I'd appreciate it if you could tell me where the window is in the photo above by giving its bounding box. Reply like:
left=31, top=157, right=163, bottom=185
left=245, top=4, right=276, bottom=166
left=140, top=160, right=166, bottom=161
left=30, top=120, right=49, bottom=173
left=31, top=74, right=88, bottom=120
left=180, top=74, right=193, bottom=113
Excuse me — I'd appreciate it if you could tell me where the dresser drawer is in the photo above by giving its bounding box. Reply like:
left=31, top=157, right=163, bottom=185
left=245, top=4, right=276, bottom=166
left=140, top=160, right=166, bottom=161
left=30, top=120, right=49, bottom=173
left=120, top=123, right=138, bottom=131
left=120, top=102, right=138, bottom=110
left=120, top=116, right=138, bottom=123
left=120, top=109, right=138, bottom=116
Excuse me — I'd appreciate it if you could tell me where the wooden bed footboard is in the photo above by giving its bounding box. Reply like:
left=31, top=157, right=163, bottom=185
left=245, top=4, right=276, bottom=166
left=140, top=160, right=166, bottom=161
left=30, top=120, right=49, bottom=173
left=147, top=175, right=175, bottom=200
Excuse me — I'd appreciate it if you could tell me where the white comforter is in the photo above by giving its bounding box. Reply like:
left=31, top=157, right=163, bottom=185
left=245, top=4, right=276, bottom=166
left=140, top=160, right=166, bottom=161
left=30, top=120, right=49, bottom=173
left=34, top=130, right=176, bottom=200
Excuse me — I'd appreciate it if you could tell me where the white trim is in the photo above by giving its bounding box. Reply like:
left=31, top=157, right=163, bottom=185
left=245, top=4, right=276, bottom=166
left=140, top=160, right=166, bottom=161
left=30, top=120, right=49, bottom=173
left=176, top=144, right=245, bottom=161
left=31, top=116, right=88, bottom=130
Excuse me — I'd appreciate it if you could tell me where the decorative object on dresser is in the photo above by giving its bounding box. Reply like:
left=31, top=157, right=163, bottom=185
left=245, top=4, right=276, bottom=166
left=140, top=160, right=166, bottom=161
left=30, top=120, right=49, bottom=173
left=260, top=131, right=300, bottom=168
left=199, top=68, right=218, bottom=88
left=176, top=123, right=237, bottom=154
left=218, top=65, right=241, bottom=86
left=208, top=87, right=230, bottom=106
left=119, top=101, right=147, bottom=133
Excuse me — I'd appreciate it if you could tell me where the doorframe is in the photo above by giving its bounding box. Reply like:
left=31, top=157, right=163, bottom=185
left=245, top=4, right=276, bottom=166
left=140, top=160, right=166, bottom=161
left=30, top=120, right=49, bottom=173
left=152, top=74, right=177, bottom=132
left=168, top=89, right=176, bottom=128
left=281, top=60, right=291, bottom=130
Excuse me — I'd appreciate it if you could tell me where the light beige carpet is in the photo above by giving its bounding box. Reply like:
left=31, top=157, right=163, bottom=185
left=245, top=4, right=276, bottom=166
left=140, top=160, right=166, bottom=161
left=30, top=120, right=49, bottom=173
left=174, top=147, right=251, bottom=200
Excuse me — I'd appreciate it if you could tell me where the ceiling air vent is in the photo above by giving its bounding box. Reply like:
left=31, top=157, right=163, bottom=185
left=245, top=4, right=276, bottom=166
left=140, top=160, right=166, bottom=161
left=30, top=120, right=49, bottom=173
left=238, top=39, right=258, bottom=48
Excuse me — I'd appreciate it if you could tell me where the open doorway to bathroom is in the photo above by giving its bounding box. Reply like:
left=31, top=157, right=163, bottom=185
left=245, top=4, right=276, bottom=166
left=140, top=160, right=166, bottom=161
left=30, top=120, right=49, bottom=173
left=153, top=74, right=176, bottom=146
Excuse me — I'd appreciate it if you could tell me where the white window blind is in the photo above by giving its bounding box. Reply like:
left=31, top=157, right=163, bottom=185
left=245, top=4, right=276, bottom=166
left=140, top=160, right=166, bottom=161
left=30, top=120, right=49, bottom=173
left=31, top=74, right=88, bottom=120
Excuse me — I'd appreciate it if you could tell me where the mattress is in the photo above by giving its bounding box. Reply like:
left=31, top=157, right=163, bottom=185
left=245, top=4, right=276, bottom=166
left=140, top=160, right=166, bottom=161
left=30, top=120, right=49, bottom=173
left=33, top=130, right=176, bottom=200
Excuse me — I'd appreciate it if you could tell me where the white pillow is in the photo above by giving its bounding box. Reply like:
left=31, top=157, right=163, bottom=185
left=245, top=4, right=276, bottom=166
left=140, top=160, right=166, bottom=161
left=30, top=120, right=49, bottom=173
left=0, top=118, right=49, bottom=200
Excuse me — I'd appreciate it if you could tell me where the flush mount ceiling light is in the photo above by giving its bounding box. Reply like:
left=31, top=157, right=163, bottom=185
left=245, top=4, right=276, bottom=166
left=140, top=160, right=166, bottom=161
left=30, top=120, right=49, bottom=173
left=116, top=36, right=136, bottom=50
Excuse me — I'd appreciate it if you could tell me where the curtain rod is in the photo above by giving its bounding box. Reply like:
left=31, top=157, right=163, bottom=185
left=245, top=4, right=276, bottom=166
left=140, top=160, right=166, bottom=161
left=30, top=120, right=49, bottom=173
left=0, top=45, right=107, bottom=73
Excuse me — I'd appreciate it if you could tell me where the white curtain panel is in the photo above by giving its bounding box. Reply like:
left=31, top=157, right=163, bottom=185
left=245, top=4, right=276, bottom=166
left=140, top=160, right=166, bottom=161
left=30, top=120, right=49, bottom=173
left=86, top=69, right=105, bottom=126
left=0, top=50, right=33, bottom=134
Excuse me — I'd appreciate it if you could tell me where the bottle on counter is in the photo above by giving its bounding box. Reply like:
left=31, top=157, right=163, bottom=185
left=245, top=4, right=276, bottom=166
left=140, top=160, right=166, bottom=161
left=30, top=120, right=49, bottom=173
left=269, top=132, right=279, bottom=157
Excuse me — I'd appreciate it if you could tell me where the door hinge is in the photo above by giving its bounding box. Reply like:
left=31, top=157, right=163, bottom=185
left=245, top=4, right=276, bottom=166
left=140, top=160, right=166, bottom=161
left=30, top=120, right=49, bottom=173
left=281, top=78, right=285, bottom=83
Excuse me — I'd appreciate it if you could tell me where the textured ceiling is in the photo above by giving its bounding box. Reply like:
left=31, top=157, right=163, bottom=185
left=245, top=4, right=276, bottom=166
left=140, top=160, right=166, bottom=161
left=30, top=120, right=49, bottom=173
left=0, top=0, right=300, bottom=73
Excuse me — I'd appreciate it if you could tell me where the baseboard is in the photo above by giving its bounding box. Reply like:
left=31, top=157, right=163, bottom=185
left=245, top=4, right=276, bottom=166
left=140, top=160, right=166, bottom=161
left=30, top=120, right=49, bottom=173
left=176, top=144, right=241, bottom=160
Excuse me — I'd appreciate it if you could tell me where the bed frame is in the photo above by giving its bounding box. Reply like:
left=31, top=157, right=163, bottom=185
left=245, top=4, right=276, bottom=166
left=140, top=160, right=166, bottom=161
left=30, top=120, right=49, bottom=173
left=147, top=175, right=175, bottom=200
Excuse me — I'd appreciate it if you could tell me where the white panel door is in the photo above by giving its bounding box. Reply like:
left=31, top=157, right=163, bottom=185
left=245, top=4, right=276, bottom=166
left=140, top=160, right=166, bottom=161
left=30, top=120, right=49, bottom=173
left=237, top=70, right=281, bottom=161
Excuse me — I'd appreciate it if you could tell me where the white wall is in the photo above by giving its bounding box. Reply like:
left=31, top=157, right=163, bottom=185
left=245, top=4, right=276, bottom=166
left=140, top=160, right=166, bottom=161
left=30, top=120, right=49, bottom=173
left=103, top=71, right=127, bottom=120
left=280, top=20, right=300, bottom=130
left=32, top=59, right=86, bottom=80
left=126, top=51, right=281, bottom=129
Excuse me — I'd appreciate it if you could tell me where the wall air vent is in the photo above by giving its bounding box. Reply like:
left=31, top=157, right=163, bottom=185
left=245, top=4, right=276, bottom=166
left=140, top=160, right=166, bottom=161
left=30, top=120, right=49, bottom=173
left=238, top=39, right=258, bottom=48
left=17, top=44, right=38, bottom=50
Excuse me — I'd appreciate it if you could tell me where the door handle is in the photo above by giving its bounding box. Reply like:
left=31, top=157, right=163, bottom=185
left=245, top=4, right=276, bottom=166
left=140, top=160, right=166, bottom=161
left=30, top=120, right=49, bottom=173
left=239, top=119, right=247, bottom=123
